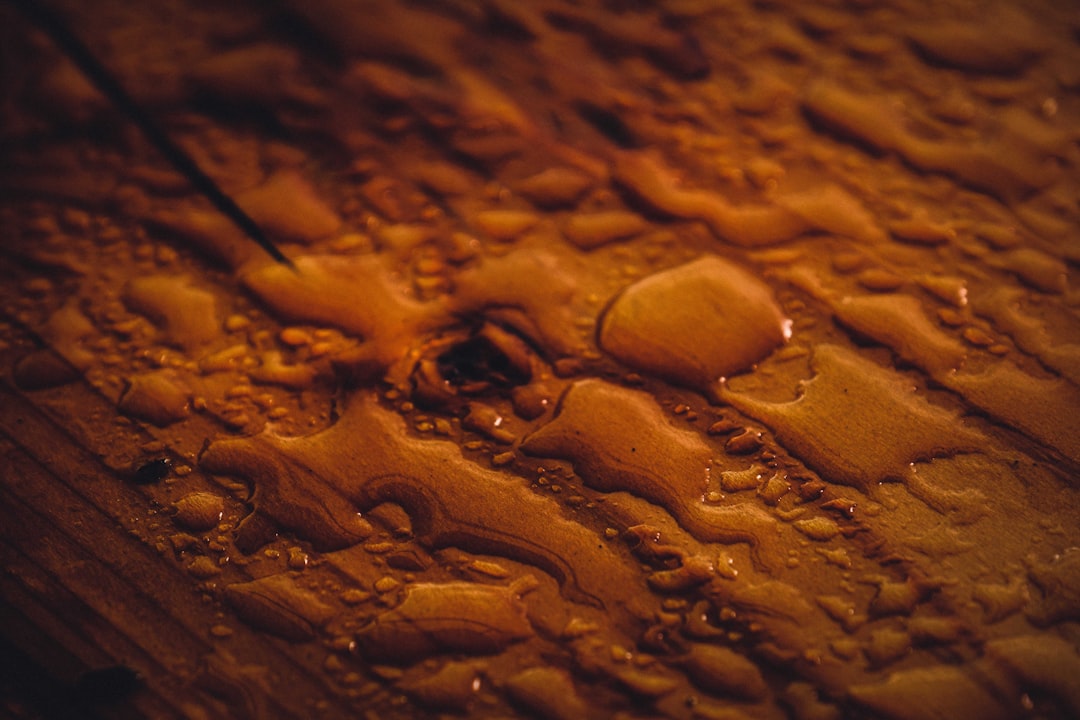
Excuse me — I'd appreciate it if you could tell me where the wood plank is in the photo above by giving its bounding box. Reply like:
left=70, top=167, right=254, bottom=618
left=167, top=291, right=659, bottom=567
left=0, top=384, right=360, bottom=719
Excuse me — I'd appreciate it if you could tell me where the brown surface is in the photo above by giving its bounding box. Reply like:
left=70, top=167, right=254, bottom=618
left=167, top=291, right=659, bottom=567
left=2, top=0, right=1080, bottom=718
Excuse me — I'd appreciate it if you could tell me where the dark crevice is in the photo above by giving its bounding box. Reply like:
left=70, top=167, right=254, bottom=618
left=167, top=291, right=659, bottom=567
left=574, top=101, right=638, bottom=148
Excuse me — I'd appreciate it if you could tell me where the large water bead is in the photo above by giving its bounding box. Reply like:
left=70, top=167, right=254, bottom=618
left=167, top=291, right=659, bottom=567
left=598, top=255, right=789, bottom=391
